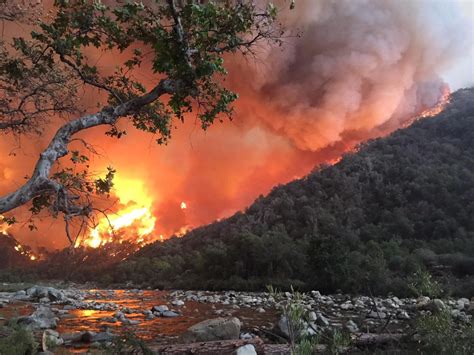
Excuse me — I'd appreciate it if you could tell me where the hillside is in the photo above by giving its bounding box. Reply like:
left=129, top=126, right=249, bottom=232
left=9, top=88, right=474, bottom=296
left=103, top=88, right=473, bottom=295
left=0, top=233, right=38, bottom=269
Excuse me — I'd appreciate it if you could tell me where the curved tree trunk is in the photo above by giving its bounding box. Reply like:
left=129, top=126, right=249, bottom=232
left=0, top=78, right=178, bottom=215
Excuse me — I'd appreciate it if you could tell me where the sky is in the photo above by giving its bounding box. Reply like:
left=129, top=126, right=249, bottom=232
left=444, top=0, right=474, bottom=89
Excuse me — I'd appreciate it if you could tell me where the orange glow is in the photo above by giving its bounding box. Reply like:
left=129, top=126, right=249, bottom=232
left=419, top=86, right=451, bottom=118
left=79, top=175, right=158, bottom=249
left=0, top=215, right=9, bottom=236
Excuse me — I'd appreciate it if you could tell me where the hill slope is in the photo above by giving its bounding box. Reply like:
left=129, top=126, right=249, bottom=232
left=19, top=88, right=474, bottom=296
left=110, top=88, right=474, bottom=295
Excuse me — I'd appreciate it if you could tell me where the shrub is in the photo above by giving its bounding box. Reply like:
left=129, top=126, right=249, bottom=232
left=0, top=326, right=38, bottom=355
left=408, top=268, right=442, bottom=298
left=416, top=310, right=474, bottom=354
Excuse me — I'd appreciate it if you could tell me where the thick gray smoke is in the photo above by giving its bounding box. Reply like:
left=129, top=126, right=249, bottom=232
left=238, top=0, right=470, bottom=151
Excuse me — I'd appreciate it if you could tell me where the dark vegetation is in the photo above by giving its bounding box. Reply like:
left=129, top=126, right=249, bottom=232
left=2, top=88, right=474, bottom=297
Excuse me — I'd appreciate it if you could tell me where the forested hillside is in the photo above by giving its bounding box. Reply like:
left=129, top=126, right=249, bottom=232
left=11, top=88, right=474, bottom=296
left=106, top=88, right=473, bottom=295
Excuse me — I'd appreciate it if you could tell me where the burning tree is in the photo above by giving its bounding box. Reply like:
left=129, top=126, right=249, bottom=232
left=0, top=0, right=288, bottom=245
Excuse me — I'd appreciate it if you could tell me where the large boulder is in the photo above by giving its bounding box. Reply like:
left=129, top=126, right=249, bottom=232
left=17, top=306, right=58, bottom=329
left=181, top=317, right=241, bottom=343
left=26, top=286, right=67, bottom=303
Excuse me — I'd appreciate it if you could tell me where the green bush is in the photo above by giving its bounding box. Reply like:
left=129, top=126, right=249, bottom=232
left=408, top=269, right=442, bottom=298
left=0, top=327, right=38, bottom=355
left=416, top=310, right=474, bottom=354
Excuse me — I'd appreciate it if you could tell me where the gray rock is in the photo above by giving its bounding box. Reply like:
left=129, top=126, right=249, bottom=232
left=162, top=310, right=179, bottom=318
left=340, top=302, right=354, bottom=310
left=181, top=317, right=241, bottom=343
left=345, top=320, right=359, bottom=333
left=367, top=310, right=387, bottom=319
left=171, top=299, right=185, bottom=307
left=456, top=298, right=470, bottom=310
left=308, top=311, right=317, bottom=322
left=26, top=286, right=66, bottom=303
left=432, top=299, right=447, bottom=312
left=235, top=344, right=257, bottom=355
left=278, top=315, right=290, bottom=338
left=17, top=306, right=57, bottom=329
left=416, top=296, right=430, bottom=308
left=316, top=312, right=330, bottom=327
left=397, top=311, right=410, bottom=320
left=152, top=305, right=169, bottom=313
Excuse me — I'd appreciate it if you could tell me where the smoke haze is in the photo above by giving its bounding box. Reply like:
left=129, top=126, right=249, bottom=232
left=0, top=0, right=472, bottom=249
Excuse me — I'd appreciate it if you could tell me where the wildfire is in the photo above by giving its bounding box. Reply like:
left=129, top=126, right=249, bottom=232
left=0, top=215, right=9, bottom=236
left=419, top=86, right=451, bottom=118
left=79, top=176, right=158, bottom=249
left=13, top=243, right=39, bottom=261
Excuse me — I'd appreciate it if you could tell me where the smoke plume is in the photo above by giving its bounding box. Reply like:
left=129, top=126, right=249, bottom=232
left=0, top=0, right=471, bottom=249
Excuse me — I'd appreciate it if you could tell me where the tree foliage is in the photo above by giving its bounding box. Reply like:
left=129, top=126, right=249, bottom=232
left=0, top=0, right=285, bottom=242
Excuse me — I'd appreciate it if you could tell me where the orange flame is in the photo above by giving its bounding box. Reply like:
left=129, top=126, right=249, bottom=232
left=419, top=86, right=451, bottom=118
left=79, top=175, right=158, bottom=249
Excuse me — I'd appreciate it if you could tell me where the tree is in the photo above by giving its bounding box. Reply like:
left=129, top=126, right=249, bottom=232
left=0, top=0, right=286, bottom=244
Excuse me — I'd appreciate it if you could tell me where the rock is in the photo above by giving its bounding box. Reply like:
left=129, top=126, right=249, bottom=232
left=392, top=297, right=402, bottom=306
left=432, top=299, right=447, bottom=312
left=172, top=299, right=185, bottom=307
left=235, top=344, right=257, bottom=355
left=181, top=317, right=241, bottom=343
left=316, top=312, right=330, bottom=327
left=26, top=286, right=66, bottom=303
left=152, top=305, right=169, bottom=313
left=416, top=296, right=430, bottom=308
left=256, top=307, right=265, bottom=313
left=278, top=316, right=290, bottom=338
left=162, top=310, right=179, bottom=318
left=367, top=311, right=387, bottom=319
left=240, top=333, right=254, bottom=340
left=39, top=297, right=51, bottom=304
left=397, top=311, right=410, bottom=320
left=456, top=298, right=470, bottom=310
left=451, top=309, right=471, bottom=323
left=17, top=306, right=57, bottom=329
left=42, top=329, right=63, bottom=351
left=345, top=320, right=359, bottom=333
left=340, top=302, right=354, bottom=310
left=308, top=311, right=317, bottom=322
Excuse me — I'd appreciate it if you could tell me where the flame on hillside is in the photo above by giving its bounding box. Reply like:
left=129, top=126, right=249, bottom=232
left=0, top=216, right=9, bottom=236
left=419, top=86, right=451, bottom=118
left=77, top=176, right=158, bottom=249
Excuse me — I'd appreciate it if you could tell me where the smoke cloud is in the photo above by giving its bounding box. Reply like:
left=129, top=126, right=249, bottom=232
left=0, top=0, right=471, bottom=249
